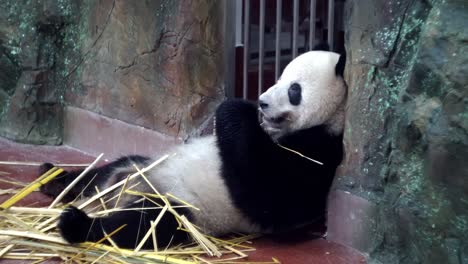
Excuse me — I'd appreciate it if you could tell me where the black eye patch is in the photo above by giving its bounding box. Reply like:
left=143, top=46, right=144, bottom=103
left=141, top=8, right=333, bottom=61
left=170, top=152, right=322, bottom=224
left=288, top=83, right=302, bottom=105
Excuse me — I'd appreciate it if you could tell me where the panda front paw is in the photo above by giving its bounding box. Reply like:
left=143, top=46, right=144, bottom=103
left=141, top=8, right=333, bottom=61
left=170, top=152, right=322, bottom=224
left=39, top=163, right=68, bottom=198
left=58, top=206, right=93, bottom=244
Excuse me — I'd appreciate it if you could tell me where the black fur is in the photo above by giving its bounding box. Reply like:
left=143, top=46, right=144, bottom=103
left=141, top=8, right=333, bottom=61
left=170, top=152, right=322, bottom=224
left=215, top=100, right=343, bottom=231
left=288, top=83, right=302, bottom=106
left=59, top=201, right=190, bottom=249
left=311, top=42, right=346, bottom=77
left=335, top=52, right=346, bottom=77
left=312, top=43, right=330, bottom=51
left=41, top=156, right=191, bottom=249
left=39, top=155, right=150, bottom=203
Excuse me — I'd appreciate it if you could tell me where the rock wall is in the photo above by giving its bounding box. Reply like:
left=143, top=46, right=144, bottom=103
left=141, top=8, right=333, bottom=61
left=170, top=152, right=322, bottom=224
left=0, top=0, right=226, bottom=144
left=0, top=0, right=82, bottom=144
left=67, top=0, right=225, bottom=138
left=329, top=0, right=468, bottom=263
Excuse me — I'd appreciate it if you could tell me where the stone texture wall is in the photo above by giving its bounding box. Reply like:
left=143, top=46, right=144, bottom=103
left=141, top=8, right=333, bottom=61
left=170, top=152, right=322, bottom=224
left=0, top=0, right=226, bottom=144
left=0, top=0, right=82, bottom=144
left=67, top=0, right=225, bottom=138
left=329, top=0, right=468, bottom=263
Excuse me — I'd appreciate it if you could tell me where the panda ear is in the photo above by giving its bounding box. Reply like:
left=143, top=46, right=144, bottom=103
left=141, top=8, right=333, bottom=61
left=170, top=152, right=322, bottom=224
left=335, top=52, right=346, bottom=77
left=312, top=43, right=330, bottom=51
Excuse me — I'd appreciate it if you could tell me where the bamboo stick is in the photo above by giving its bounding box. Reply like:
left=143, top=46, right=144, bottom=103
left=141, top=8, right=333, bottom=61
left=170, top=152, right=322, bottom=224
left=0, top=161, right=92, bottom=167
left=0, top=167, right=64, bottom=210
left=49, top=153, right=104, bottom=208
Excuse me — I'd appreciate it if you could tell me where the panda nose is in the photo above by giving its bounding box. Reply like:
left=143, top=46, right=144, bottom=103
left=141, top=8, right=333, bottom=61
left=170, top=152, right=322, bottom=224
left=259, top=100, right=269, bottom=109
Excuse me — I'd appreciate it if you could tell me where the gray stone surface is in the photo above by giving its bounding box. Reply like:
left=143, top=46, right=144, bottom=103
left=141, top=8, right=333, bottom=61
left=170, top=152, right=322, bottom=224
left=0, top=1, right=226, bottom=144
left=66, top=0, right=225, bottom=138
left=0, top=0, right=81, bottom=144
left=330, top=0, right=468, bottom=263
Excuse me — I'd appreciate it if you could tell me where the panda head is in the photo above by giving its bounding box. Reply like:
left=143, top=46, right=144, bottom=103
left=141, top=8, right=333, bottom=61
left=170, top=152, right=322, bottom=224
left=258, top=50, right=347, bottom=140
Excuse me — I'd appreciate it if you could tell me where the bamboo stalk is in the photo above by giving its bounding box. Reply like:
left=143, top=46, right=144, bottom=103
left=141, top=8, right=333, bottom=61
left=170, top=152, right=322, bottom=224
left=113, top=173, right=131, bottom=209
left=0, top=178, right=26, bottom=187
left=134, top=205, right=168, bottom=252
left=90, top=250, right=110, bottom=264
left=0, top=244, right=14, bottom=258
left=0, top=161, right=92, bottom=167
left=179, top=215, right=221, bottom=257
left=0, top=153, right=276, bottom=263
left=49, top=153, right=104, bottom=208
left=166, top=192, right=201, bottom=211
left=78, top=154, right=171, bottom=210
left=7, top=206, right=61, bottom=215
left=132, top=165, right=221, bottom=257
left=3, top=252, right=60, bottom=258
left=88, top=243, right=197, bottom=264
left=69, top=224, right=127, bottom=263
left=95, top=186, right=108, bottom=211
left=37, top=155, right=170, bottom=232
left=0, top=230, right=67, bottom=244
left=0, top=189, right=19, bottom=195
left=151, top=220, right=158, bottom=253
left=277, top=143, right=323, bottom=165
left=0, top=167, right=64, bottom=210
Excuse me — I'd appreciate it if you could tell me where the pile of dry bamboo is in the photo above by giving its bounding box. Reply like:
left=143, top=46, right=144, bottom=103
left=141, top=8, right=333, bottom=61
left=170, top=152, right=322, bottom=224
left=0, top=155, right=279, bottom=264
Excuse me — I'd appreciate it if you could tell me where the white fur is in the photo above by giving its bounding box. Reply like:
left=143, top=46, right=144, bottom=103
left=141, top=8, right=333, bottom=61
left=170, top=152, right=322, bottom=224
left=258, top=51, right=346, bottom=139
left=136, top=136, right=261, bottom=235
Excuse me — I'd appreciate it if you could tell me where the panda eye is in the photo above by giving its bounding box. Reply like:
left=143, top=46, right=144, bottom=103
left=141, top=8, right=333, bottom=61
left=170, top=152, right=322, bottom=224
left=288, top=83, right=302, bottom=106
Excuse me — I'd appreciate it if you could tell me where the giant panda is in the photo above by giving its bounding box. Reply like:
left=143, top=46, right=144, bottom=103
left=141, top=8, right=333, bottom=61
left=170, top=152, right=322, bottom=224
left=39, top=46, right=347, bottom=250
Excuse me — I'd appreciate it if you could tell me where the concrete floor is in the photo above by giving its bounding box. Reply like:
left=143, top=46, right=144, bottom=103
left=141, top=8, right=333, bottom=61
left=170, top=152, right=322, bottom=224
left=0, top=137, right=366, bottom=263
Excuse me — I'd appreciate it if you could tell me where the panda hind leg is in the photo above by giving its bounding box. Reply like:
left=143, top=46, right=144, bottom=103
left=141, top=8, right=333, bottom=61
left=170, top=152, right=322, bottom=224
left=58, top=199, right=191, bottom=249
left=39, top=155, right=150, bottom=203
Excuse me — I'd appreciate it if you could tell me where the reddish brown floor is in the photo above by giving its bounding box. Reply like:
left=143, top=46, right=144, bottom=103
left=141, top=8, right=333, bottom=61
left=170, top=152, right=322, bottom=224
left=0, top=137, right=99, bottom=207
left=0, top=137, right=366, bottom=264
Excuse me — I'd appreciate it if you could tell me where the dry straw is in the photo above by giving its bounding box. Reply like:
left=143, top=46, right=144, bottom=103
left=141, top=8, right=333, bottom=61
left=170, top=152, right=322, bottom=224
left=0, top=155, right=280, bottom=264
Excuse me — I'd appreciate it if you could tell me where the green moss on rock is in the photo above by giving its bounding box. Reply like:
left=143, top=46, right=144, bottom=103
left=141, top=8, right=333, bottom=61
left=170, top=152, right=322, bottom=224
left=335, top=0, right=468, bottom=263
left=0, top=0, right=83, bottom=144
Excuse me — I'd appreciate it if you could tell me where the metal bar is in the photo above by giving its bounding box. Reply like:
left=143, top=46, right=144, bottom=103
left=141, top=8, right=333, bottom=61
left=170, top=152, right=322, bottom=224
left=258, top=0, right=265, bottom=98
left=235, top=0, right=243, bottom=47
left=275, top=0, right=282, bottom=81
left=292, top=0, right=299, bottom=59
left=327, top=0, right=335, bottom=50
left=309, top=0, right=316, bottom=50
left=224, top=0, right=237, bottom=98
left=243, top=0, right=250, bottom=99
